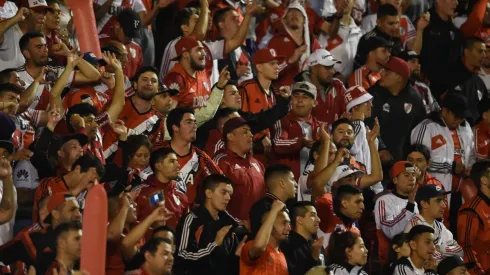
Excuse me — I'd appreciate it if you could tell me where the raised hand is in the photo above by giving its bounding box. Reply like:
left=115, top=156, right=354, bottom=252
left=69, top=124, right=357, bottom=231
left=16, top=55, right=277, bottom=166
left=102, top=51, right=122, bottom=72
left=110, top=120, right=128, bottom=140
left=236, top=63, right=251, bottom=78
left=334, top=148, right=350, bottom=164
left=150, top=206, right=173, bottom=223
left=14, top=7, right=29, bottom=23
left=69, top=113, right=86, bottom=130
left=67, top=53, right=81, bottom=69
left=278, top=86, right=291, bottom=98
left=271, top=199, right=286, bottom=212
left=10, top=148, right=33, bottom=161
left=51, top=42, right=71, bottom=57
left=47, top=107, right=62, bottom=130
left=311, top=236, right=324, bottom=260
left=318, top=123, right=330, bottom=141
left=35, top=67, right=51, bottom=84
left=0, top=158, right=12, bottom=179
left=245, top=0, right=263, bottom=16
left=217, top=65, right=231, bottom=89
left=416, top=12, right=430, bottom=31
left=215, top=225, right=232, bottom=246
left=366, top=117, right=379, bottom=143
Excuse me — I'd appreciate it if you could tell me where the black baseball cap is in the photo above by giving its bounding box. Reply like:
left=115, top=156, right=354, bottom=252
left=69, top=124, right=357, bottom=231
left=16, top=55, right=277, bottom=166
left=415, top=184, right=451, bottom=204
left=156, top=83, right=178, bottom=97
left=437, top=256, right=475, bottom=275
left=357, top=35, right=391, bottom=65
left=48, top=133, right=88, bottom=158
left=117, top=8, right=142, bottom=39
left=441, top=92, right=471, bottom=119
left=398, top=50, right=419, bottom=61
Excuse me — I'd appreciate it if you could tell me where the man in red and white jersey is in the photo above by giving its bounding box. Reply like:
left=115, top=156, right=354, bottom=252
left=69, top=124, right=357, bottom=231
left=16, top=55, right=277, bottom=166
left=0, top=0, right=48, bottom=72
left=103, top=66, right=160, bottom=159
left=160, top=0, right=259, bottom=85
left=163, top=36, right=212, bottom=109
left=295, top=49, right=346, bottom=124
left=157, top=107, right=222, bottom=205
left=98, top=8, right=143, bottom=79
left=16, top=32, right=101, bottom=111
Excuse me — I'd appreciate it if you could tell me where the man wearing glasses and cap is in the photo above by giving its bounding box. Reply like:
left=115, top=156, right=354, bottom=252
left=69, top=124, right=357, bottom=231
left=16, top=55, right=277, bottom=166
left=295, top=49, right=346, bottom=125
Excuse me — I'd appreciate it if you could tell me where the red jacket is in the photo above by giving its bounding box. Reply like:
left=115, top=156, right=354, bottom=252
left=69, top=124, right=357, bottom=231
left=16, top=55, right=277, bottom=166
left=473, top=120, right=490, bottom=161
left=271, top=112, right=322, bottom=180
left=204, top=129, right=225, bottom=159
left=268, top=28, right=322, bottom=87
left=134, top=175, right=189, bottom=230
left=213, top=149, right=266, bottom=221
left=312, top=78, right=347, bottom=125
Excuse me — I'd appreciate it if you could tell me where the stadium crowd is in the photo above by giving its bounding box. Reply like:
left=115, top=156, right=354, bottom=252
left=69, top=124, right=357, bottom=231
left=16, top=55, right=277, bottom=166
left=0, top=0, right=489, bottom=274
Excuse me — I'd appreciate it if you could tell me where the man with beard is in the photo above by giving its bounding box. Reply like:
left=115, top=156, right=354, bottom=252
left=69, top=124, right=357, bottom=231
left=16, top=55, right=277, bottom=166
left=163, top=36, right=212, bottom=110
left=213, top=117, right=266, bottom=226
left=280, top=201, right=324, bottom=275
left=174, top=175, right=243, bottom=275
left=294, top=49, right=346, bottom=124
left=158, top=107, right=222, bottom=205
left=0, top=0, right=48, bottom=71
left=102, top=66, right=160, bottom=159
left=0, top=192, right=82, bottom=274
left=411, top=93, right=475, bottom=233
left=400, top=51, right=439, bottom=114
left=330, top=118, right=383, bottom=189
left=134, top=148, right=189, bottom=230
left=16, top=31, right=101, bottom=111
left=267, top=2, right=322, bottom=87
left=444, top=37, right=488, bottom=125
left=348, top=35, right=391, bottom=90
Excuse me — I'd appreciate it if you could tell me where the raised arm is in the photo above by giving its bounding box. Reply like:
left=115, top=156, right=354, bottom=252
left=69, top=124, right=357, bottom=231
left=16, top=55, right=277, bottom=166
left=0, top=8, right=27, bottom=44
left=223, top=0, right=260, bottom=55
left=102, top=52, right=125, bottom=122
left=358, top=119, right=383, bottom=188
left=0, top=159, right=14, bottom=224
left=191, top=0, right=209, bottom=41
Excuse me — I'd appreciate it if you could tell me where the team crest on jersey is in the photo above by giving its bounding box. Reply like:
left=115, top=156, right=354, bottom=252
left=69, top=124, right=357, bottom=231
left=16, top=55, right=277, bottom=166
left=189, top=88, right=196, bottom=94
left=173, top=194, right=181, bottom=206
left=130, top=48, right=136, bottom=58
left=400, top=26, right=406, bottom=36
left=404, top=103, right=412, bottom=114
left=270, top=13, right=279, bottom=22
left=382, top=103, right=390, bottom=113
left=270, top=49, right=277, bottom=56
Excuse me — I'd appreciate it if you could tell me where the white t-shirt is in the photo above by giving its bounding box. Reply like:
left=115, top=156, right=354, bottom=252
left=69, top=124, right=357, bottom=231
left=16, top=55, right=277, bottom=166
left=0, top=180, right=17, bottom=246
left=13, top=160, right=39, bottom=190
left=0, top=24, right=25, bottom=72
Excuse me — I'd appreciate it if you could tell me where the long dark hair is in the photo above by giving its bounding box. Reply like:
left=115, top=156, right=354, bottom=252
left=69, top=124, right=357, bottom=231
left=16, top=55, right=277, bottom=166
left=327, top=229, right=362, bottom=265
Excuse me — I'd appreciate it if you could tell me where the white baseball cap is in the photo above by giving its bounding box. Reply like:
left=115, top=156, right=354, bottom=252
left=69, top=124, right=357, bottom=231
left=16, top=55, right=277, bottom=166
left=292, top=81, right=317, bottom=100
left=308, top=49, right=342, bottom=67
left=328, top=165, right=364, bottom=186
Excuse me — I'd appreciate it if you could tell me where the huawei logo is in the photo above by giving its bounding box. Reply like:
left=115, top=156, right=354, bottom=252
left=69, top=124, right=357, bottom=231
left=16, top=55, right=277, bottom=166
left=16, top=169, right=28, bottom=180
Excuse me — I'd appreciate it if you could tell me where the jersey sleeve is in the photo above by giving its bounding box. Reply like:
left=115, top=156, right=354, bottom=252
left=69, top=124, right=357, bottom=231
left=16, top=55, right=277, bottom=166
left=194, top=85, right=224, bottom=128
left=410, top=121, right=453, bottom=174
left=203, top=40, right=226, bottom=61
left=162, top=72, right=187, bottom=105
left=374, top=197, right=417, bottom=239
left=457, top=210, right=486, bottom=275
left=392, top=265, right=412, bottom=275
left=271, top=118, right=302, bottom=155
left=240, top=241, right=260, bottom=266
left=26, top=108, right=42, bottom=127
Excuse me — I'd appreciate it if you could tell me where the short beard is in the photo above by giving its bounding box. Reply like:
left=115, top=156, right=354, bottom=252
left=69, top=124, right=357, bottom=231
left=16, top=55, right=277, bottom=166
left=190, top=58, right=205, bottom=71
left=483, top=61, right=490, bottom=69
left=137, top=90, right=154, bottom=101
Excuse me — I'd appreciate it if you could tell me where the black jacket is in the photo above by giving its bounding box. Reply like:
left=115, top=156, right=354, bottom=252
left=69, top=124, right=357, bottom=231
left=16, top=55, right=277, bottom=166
left=173, top=205, right=242, bottom=275
left=218, top=45, right=255, bottom=83
left=367, top=83, right=426, bottom=162
left=445, top=60, right=488, bottom=125
left=419, top=8, right=463, bottom=100
left=280, top=231, right=325, bottom=275
left=194, top=95, right=290, bottom=150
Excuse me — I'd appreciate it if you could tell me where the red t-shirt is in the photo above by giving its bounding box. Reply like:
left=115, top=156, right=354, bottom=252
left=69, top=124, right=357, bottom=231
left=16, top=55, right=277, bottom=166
left=240, top=242, right=288, bottom=275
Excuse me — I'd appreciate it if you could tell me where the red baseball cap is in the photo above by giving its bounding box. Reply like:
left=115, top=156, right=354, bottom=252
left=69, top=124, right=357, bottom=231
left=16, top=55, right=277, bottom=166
left=390, top=161, right=416, bottom=179
left=252, top=48, right=285, bottom=65
left=44, top=192, right=77, bottom=224
left=171, top=36, right=201, bottom=61
left=380, top=57, right=410, bottom=80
